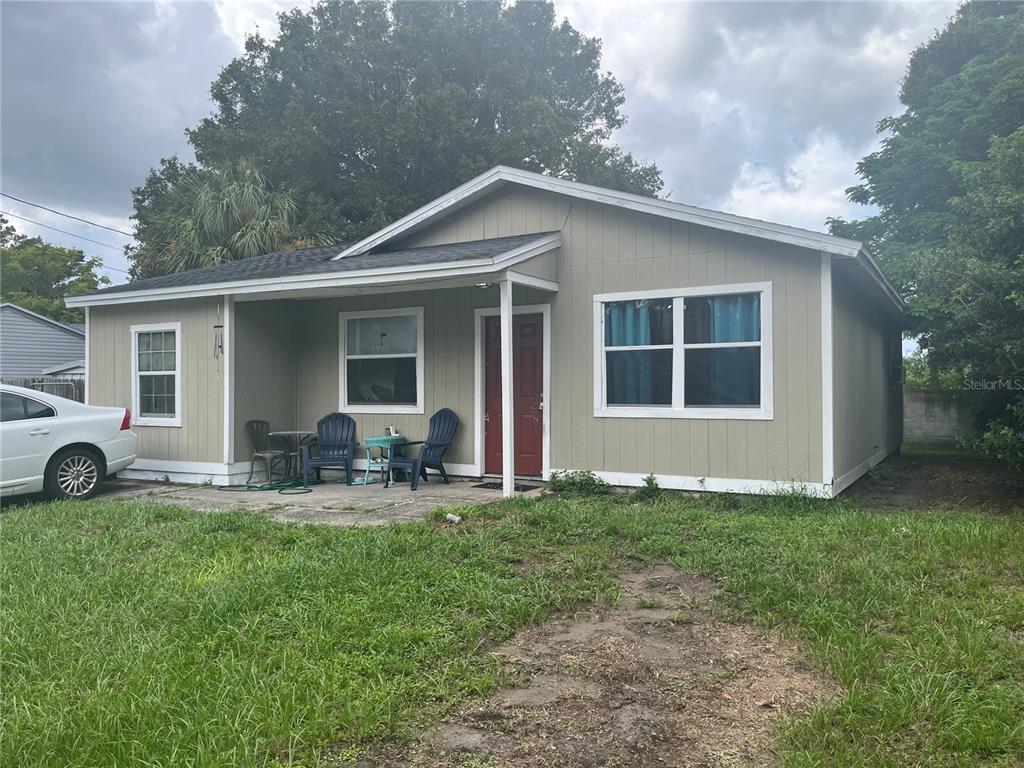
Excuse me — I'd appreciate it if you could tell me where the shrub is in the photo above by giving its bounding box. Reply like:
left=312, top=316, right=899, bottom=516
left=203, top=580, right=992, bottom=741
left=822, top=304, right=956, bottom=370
left=979, top=401, right=1024, bottom=473
left=631, top=473, right=662, bottom=503
left=547, top=470, right=611, bottom=497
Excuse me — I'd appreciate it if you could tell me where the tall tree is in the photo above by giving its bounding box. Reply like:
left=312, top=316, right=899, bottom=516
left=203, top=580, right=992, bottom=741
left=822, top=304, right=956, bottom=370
left=129, top=1, right=660, bottom=278
left=128, top=159, right=336, bottom=279
left=828, top=0, right=1024, bottom=467
left=0, top=215, right=109, bottom=323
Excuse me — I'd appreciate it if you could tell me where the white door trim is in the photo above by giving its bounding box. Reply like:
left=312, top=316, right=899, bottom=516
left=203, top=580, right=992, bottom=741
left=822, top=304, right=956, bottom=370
left=473, top=302, right=552, bottom=485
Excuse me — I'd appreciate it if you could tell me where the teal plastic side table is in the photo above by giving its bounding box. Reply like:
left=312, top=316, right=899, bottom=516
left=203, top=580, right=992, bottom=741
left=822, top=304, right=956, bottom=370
left=355, top=435, right=408, bottom=485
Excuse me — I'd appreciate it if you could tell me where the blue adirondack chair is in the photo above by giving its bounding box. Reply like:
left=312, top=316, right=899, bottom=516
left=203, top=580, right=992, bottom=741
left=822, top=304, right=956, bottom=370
left=301, top=412, right=358, bottom=487
left=385, top=408, right=459, bottom=490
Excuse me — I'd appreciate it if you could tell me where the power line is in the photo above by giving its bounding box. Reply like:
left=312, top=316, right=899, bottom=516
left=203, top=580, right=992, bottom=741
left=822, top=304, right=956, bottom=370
left=0, top=192, right=136, bottom=238
left=1, top=210, right=131, bottom=274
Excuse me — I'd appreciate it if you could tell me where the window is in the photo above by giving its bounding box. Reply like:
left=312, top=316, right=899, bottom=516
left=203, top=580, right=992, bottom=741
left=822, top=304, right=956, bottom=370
left=131, top=322, right=181, bottom=426
left=339, top=308, right=424, bottom=414
left=594, top=283, right=772, bottom=419
left=0, top=393, right=56, bottom=422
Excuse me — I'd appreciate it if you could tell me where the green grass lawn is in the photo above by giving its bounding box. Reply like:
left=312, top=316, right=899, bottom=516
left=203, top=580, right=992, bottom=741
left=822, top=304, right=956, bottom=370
left=2, top=492, right=1022, bottom=767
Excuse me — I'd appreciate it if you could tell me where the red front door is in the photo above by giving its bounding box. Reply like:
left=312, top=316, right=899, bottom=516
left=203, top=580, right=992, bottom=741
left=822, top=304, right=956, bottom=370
left=484, top=313, right=544, bottom=476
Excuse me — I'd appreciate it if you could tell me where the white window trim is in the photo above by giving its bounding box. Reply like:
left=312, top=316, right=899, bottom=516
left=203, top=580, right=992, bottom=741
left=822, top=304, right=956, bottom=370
left=130, top=321, right=182, bottom=427
left=338, top=307, right=425, bottom=415
left=593, top=282, right=774, bottom=420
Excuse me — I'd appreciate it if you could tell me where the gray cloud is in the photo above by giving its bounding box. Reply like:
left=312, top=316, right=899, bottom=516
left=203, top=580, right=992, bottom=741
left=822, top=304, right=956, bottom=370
left=558, top=1, right=955, bottom=227
left=1, top=0, right=955, bottom=282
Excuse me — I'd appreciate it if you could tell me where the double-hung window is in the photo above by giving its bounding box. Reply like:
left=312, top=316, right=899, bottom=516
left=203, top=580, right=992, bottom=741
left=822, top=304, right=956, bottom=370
left=131, top=322, right=181, bottom=426
left=594, top=283, right=772, bottom=419
left=339, top=307, right=424, bottom=414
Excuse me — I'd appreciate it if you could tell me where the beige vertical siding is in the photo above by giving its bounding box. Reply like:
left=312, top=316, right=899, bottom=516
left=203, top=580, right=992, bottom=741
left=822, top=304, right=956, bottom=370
left=288, top=286, right=548, bottom=468
left=89, top=184, right=845, bottom=486
left=232, top=300, right=300, bottom=461
left=399, top=186, right=824, bottom=483
left=832, top=263, right=903, bottom=480
left=88, top=298, right=223, bottom=462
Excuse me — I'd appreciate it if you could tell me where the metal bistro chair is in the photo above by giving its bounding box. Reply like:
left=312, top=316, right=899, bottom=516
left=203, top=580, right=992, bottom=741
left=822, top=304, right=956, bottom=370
left=301, top=412, right=358, bottom=487
left=385, top=408, right=459, bottom=490
left=245, top=420, right=289, bottom=484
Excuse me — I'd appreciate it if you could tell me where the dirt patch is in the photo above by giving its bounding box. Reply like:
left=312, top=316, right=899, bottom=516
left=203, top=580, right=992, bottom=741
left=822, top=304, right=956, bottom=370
left=848, top=452, right=1024, bottom=513
left=358, top=566, right=834, bottom=767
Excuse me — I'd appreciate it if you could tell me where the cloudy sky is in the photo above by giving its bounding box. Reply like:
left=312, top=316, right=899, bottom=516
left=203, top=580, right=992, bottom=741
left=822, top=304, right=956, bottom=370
left=1, top=0, right=955, bottom=285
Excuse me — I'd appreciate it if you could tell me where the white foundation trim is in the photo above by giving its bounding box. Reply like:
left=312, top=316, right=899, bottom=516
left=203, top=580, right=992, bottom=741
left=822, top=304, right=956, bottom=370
left=119, top=459, right=253, bottom=486
left=829, top=446, right=892, bottom=497
left=556, top=469, right=830, bottom=498
left=118, top=458, right=481, bottom=486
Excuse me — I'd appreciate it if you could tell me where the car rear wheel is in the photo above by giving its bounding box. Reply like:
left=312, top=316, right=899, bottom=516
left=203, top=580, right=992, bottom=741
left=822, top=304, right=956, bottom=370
left=45, top=448, right=102, bottom=500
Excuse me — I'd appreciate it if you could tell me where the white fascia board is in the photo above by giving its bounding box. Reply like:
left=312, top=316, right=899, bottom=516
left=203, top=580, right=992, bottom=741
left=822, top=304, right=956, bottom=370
left=334, top=165, right=866, bottom=261
left=854, top=247, right=905, bottom=314
left=332, top=165, right=903, bottom=314
left=64, top=233, right=560, bottom=308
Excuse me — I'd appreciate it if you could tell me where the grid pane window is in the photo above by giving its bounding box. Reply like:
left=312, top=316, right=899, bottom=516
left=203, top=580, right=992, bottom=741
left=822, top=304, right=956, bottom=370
left=136, top=329, right=178, bottom=419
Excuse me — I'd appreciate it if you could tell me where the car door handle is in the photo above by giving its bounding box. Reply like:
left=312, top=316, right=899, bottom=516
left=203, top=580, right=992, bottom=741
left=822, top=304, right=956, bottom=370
left=28, top=428, right=50, bottom=436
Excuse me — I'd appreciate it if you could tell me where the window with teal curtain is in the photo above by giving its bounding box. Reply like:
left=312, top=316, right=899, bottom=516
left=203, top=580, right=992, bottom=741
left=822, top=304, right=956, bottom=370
left=604, top=299, right=672, bottom=405
left=684, top=293, right=761, bottom=407
left=684, top=294, right=760, bottom=343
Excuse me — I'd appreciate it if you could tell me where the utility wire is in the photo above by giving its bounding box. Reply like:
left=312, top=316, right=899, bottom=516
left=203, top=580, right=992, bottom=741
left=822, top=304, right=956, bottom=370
left=0, top=192, right=136, bottom=238
left=1, top=210, right=131, bottom=274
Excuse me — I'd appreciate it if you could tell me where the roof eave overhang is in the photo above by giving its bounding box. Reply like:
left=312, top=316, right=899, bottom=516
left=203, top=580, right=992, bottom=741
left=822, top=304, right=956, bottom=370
left=64, top=232, right=561, bottom=308
left=329, top=165, right=903, bottom=313
left=332, top=165, right=868, bottom=261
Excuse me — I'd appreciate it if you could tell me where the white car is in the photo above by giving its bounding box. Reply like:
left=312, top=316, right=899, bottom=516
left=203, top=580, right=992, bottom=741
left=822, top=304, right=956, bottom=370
left=0, top=385, right=137, bottom=500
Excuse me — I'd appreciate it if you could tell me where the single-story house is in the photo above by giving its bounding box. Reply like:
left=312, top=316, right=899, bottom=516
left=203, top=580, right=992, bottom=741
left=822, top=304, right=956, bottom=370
left=66, top=166, right=904, bottom=497
left=0, top=302, right=86, bottom=382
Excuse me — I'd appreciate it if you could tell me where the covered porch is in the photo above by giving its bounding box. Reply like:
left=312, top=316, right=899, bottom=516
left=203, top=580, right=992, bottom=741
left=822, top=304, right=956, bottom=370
left=225, top=238, right=559, bottom=497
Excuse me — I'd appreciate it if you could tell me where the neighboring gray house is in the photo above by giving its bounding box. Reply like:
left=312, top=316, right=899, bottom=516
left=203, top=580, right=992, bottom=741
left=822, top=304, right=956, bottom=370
left=67, top=166, right=904, bottom=497
left=0, top=303, right=86, bottom=379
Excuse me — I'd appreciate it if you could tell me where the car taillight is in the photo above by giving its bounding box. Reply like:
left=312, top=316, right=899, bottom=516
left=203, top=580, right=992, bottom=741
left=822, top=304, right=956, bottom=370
left=120, top=409, right=132, bottom=430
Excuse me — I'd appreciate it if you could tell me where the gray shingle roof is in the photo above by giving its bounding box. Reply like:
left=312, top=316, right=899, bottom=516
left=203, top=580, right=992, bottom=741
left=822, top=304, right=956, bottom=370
left=80, top=232, right=557, bottom=297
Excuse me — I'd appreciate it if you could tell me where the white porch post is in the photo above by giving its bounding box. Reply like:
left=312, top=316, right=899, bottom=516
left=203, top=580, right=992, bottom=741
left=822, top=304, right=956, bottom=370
left=500, top=277, right=515, bottom=497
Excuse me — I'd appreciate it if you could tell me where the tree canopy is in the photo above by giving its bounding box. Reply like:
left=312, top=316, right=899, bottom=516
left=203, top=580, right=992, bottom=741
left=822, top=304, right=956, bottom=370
left=0, top=215, right=109, bottom=323
left=128, top=0, right=661, bottom=278
left=828, top=0, right=1024, bottom=466
left=127, top=159, right=334, bottom=279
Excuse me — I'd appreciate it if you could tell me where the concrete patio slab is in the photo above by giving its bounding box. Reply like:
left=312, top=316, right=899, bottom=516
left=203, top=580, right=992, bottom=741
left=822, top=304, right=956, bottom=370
left=94, top=473, right=542, bottom=527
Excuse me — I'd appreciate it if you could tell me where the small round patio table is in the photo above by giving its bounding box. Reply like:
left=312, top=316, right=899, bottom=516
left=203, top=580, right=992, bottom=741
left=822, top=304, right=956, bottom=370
left=358, top=435, right=408, bottom=485
left=269, top=429, right=316, bottom=478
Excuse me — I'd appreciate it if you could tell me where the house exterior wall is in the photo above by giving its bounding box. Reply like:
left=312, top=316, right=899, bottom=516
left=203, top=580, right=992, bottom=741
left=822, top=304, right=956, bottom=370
left=285, top=285, right=548, bottom=471
left=232, top=300, right=299, bottom=460
left=399, top=185, right=824, bottom=485
left=831, top=272, right=903, bottom=484
left=0, top=304, right=84, bottom=378
left=87, top=298, right=224, bottom=462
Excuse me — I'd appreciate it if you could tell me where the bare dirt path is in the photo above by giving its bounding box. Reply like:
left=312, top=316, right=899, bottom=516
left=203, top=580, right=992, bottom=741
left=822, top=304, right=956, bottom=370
left=359, top=566, right=834, bottom=768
